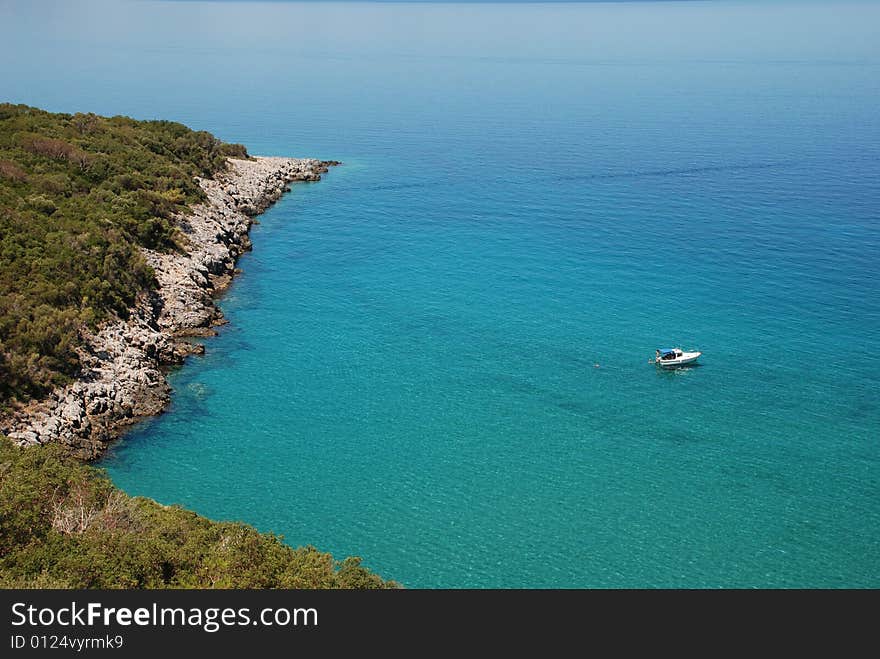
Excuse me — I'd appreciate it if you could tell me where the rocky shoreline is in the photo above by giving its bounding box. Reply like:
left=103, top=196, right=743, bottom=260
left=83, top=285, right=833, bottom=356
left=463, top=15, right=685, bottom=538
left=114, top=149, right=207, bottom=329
left=1, top=156, right=336, bottom=460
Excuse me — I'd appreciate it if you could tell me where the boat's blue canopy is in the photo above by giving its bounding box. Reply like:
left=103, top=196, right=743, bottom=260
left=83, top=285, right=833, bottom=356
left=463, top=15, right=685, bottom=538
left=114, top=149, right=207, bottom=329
left=658, top=348, right=675, bottom=356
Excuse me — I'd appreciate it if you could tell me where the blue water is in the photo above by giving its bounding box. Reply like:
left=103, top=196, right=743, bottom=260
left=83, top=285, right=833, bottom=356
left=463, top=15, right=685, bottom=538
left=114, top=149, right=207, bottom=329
left=3, top=0, right=879, bottom=587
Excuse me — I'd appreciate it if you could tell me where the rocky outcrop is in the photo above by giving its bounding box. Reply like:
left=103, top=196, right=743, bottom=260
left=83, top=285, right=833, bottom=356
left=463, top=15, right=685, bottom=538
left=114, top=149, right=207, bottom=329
left=1, top=156, right=336, bottom=459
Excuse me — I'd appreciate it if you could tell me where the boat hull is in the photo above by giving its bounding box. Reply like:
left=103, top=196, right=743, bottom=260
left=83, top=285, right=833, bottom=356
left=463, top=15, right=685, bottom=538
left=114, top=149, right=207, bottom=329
left=655, top=351, right=702, bottom=368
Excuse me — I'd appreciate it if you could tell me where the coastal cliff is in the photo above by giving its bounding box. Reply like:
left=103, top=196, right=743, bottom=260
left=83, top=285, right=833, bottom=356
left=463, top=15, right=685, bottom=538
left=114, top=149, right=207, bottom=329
left=0, top=106, right=395, bottom=589
left=1, top=156, right=336, bottom=459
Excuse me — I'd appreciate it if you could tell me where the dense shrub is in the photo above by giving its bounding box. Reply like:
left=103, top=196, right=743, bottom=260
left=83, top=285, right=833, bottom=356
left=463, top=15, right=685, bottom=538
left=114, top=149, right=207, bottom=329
left=0, top=437, right=396, bottom=588
left=0, top=104, right=252, bottom=402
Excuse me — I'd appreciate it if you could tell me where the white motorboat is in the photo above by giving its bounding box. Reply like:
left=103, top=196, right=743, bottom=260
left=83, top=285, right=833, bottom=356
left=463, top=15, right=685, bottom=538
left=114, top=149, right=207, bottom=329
left=654, top=347, right=701, bottom=368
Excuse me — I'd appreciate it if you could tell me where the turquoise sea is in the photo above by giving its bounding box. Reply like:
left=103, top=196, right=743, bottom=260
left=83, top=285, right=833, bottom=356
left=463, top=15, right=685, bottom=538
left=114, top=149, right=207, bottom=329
left=3, top=0, right=878, bottom=587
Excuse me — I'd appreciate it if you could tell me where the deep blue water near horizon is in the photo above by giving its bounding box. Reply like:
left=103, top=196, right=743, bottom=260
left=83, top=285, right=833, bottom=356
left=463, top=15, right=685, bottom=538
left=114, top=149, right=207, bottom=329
left=3, top=0, right=879, bottom=587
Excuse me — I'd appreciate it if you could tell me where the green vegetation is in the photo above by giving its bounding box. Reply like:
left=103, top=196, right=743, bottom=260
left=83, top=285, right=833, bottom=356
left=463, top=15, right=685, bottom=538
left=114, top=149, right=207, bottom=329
left=0, top=436, right=395, bottom=588
left=0, top=106, right=395, bottom=588
left=0, top=103, right=250, bottom=405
